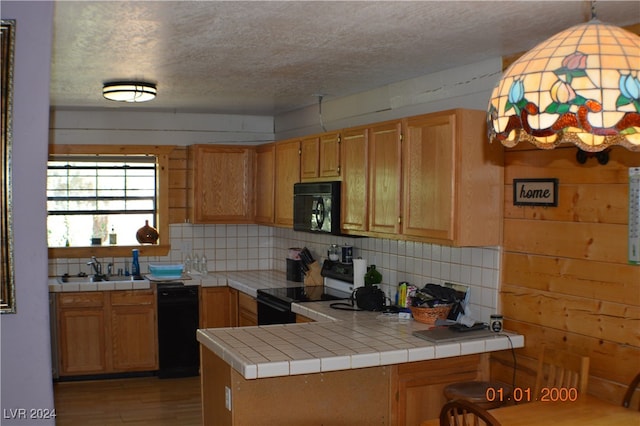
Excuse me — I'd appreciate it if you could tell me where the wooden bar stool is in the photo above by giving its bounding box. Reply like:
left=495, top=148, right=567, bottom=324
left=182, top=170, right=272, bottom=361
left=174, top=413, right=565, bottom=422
left=443, top=381, right=513, bottom=410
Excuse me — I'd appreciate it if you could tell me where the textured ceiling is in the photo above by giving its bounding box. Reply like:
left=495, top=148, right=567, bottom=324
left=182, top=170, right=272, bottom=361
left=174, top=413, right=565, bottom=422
left=49, top=1, right=640, bottom=116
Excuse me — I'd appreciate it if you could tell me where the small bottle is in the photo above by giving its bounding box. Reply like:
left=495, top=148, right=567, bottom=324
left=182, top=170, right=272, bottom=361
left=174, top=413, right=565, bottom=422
left=201, top=254, right=208, bottom=275
left=193, top=253, right=200, bottom=273
left=184, top=254, right=192, bottom=274
left=109, top=226, right=117, bottom=245
left=131, top=249, right=140, bottom=278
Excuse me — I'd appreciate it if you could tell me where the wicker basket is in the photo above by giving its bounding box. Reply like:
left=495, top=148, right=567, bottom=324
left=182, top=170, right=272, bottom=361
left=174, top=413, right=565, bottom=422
left=410, top=304, right=452, bottom=324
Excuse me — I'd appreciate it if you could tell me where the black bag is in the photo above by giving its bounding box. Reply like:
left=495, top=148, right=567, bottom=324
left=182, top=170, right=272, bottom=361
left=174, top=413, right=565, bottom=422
left=355, top=285, right=385, bottom=311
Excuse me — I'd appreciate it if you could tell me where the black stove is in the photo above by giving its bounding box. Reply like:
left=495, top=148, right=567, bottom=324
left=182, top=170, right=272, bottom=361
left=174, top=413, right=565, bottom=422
left=257, top=285, right=352, bottom=305
left=256, top=284, right=352, bottom=325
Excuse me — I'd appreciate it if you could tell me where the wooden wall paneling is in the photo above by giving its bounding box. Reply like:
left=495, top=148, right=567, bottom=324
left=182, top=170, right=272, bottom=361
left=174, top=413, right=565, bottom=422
left=496, top=143, right=640, bottom=406
left=501, top=284, right=640, bottom=345
left=504, top=219, right=629, bottom=263
left=503, top=252, right=640, bottom=306
left=505, top=183, right=630, bottom=223
left=168, top=147, right=188, bottom=223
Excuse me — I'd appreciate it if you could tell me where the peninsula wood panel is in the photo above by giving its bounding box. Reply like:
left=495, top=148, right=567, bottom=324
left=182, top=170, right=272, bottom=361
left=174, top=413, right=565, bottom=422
left=493, top=144, right=640, bottom=406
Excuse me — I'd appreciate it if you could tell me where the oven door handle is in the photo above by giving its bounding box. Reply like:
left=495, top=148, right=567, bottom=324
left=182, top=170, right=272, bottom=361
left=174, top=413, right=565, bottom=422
left=257, top=298, right=290, bottom=313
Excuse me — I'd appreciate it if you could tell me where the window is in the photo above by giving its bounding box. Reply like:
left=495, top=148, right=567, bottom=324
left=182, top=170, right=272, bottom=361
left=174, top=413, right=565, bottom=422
left=47, top=155, right=157, bottom=247
left=47, top=145, right=173, bottom=258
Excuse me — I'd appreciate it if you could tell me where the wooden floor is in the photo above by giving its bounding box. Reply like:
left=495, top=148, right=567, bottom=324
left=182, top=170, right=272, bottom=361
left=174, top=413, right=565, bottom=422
left=53, top=376, right=202, bottom=426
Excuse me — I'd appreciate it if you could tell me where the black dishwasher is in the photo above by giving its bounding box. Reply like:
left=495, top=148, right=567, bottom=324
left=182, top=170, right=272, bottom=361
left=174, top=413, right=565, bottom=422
left=157, top=282, right=200, bottom=378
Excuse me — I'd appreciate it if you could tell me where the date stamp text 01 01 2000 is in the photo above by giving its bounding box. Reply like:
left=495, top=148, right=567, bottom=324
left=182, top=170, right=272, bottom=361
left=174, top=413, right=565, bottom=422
left=485, top=387, right=579, bottom=403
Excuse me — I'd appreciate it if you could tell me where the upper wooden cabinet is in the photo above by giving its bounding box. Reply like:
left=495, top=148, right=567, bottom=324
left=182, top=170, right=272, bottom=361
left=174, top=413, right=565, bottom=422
left=300, top=132, right=341, bottom=181
left=402, top=109, right=503, bottom=246
left=254, top=144, right=275, bottom=225
left=188, top=145, right=254, bottom=224
left=368, top=121, right=403, bottom=236
left=340, top=127, right=369, bottom=233
left=274, top=139, right=301, bottom=227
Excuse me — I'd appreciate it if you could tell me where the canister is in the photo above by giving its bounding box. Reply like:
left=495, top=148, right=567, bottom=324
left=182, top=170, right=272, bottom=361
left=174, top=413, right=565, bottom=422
left=341, top=245, right=353, bottom=264
left=490, top=314, right=503, bottom=333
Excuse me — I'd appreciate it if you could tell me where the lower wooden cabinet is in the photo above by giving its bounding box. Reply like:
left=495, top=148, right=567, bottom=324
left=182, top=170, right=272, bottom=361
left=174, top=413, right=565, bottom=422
left=57, top=293, right=108, bottom=375
left=237, top=291, right=258, bottom=326
left=56, top=290, right=158, bottom=377
left=389, top=354, right=488, bottom=425
left=200, top=286, right=238, bottom=328
left=111, top=290, right=158, bottom=371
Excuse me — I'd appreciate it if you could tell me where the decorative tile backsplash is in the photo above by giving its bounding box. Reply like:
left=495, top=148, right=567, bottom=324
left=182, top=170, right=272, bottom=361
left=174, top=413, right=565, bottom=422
left=49, top=223, right=500, bottom=323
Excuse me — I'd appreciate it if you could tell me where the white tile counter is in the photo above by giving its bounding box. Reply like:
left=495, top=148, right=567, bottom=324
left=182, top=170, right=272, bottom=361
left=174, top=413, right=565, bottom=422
left=48, top=277, right=152, bottom=292
left=197, top=298, right=524, bottom=380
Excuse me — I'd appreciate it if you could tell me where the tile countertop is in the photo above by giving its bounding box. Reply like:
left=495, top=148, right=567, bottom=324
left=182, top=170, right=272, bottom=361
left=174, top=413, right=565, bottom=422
left=48, top=269, right=299, bottom=293
left=197, top=299, right=524, bottom=381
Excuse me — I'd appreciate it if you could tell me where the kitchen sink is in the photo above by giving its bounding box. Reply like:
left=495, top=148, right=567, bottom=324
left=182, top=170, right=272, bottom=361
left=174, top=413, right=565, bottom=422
left=56, top=275, right=145, bottom=284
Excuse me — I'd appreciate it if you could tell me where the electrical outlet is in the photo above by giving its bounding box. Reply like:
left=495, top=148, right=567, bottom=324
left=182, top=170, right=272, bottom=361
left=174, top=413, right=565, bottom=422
left=225, top=386, right=232, bottom=411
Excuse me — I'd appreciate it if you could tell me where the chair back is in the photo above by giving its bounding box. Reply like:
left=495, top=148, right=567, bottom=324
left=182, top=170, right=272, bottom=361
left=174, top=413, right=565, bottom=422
left=439, top=399, right=501, bottom=426
left=533, top=346, right=590, bottom=398
left=622, top=372, right=640, bottom=410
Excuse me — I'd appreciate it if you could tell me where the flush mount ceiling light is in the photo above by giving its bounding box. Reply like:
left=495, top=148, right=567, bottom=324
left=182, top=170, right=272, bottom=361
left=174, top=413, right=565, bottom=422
left=102, top=81, right=157, bottom=103
left=487, top=14, right=640, bottom=155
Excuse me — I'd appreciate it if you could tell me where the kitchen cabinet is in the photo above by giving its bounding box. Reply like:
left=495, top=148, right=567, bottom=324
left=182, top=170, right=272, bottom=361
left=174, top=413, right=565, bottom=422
left=274, top=139, right=301, bottom=227
left=237, top=291, right=258, bottom=326
left=187, top=145, right=254, bottom=224
left=368, top=120, right=403, bottom=236
left=200, top=286, right=238, bottom=328
left=300, top=132, right=341, bottom=181
left=56, top=290, right=158, bottom=377
left=402, top=109, right=503, bottom=246
left=57, top=292, right=107, bottom=375
left=253, top=143, right=275, bottom=225
left=295, top=314, right=314, bottom=323
left=110, top=290, right=157, bottom=371
left=340, top=126, right=369, bottom=233
left=390, top=354, right=488, bottom=425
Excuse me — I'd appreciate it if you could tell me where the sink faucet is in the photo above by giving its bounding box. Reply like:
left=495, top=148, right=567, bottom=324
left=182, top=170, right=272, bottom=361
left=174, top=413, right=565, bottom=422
left=87, top=256, right=103, bottom=280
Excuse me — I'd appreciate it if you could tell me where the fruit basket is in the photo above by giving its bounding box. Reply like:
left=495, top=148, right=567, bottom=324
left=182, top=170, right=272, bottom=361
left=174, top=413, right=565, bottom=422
left=410, top=304, right=452, bottom=325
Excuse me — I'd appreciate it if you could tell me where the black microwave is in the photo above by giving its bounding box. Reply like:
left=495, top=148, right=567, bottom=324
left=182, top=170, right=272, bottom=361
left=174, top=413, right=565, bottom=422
left=293, top=181, right=341, bottom=235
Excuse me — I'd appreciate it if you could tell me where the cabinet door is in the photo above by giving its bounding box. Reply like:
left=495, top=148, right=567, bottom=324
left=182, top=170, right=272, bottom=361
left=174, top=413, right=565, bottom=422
left=341, top=127, right=368, bottom=232
left=200, top=287, right=237, bottom=328
left=274, top=139, right=300, bottom=227
left=368, top=121, right=402, bottom=235
left=188, top=145, right=253, bottom=223
left=254, top=144, right=275, bottom=224
left=319, top=132, right=341, bottom=178
left=402, top=113, right=455, bottom=241
left=110, top=290, right=157, bottom=371
left=58, top=307, right=107, bottom=375
left=300, top=136, right=320, bottom=180
left=111, top=304, right=158, bottom=371
left=237, top=292, right=257, bottom=327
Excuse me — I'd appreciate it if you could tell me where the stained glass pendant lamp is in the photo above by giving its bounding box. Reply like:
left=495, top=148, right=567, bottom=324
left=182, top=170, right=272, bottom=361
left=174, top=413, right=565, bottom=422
left=487, top=13, right=640, bottom=157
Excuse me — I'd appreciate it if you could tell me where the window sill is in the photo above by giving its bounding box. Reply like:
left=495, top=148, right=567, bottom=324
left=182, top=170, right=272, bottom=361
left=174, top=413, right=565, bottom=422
left=48, top=244, right=170, bottom=259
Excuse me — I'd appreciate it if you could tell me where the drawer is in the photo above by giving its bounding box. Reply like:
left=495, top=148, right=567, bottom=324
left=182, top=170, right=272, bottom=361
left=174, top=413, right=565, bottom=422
left=58, top=292, right=104, bottom=308
left=238, top=292, right=257, bottom=315
left=111, top=289, right=155, bottom=306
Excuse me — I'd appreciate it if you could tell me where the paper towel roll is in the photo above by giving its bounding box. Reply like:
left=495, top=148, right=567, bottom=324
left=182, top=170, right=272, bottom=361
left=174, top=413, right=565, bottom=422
left=353, top=258, right=367, bottom=289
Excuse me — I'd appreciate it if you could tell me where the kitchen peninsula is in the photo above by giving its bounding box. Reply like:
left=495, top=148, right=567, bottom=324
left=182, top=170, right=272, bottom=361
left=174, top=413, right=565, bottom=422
left=197, top=273, right=524, bottom=425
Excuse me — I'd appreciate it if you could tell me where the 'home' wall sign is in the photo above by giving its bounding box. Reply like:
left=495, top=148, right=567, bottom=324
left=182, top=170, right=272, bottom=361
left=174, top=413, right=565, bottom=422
left=513, top=178, right=558, bottom=207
